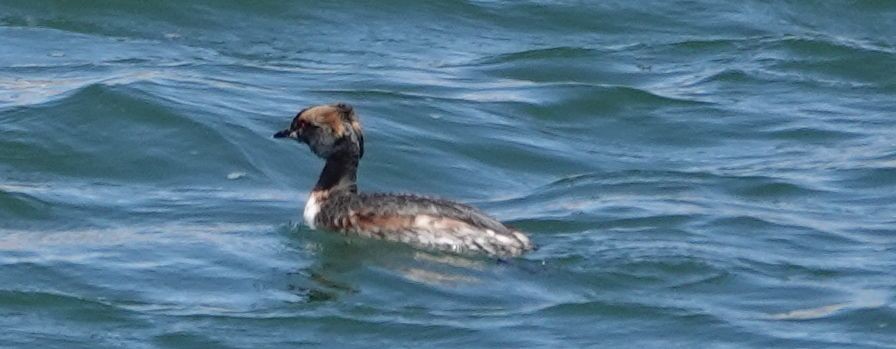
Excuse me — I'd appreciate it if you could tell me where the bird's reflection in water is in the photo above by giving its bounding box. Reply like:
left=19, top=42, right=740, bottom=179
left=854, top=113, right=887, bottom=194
left=401, top=251, right=486, bottom=284
left=284, top=232, right=493, bottom=303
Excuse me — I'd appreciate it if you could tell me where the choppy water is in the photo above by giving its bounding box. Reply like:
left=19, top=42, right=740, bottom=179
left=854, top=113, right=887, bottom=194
left=1, top=1, right=895, bottom=348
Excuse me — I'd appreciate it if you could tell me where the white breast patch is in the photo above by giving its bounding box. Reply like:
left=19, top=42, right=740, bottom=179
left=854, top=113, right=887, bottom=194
left=303, top=193, right=320, bottom=229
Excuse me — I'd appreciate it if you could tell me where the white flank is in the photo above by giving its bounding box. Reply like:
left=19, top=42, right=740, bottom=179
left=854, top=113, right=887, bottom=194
left=303, top=194, right=320, bottom=229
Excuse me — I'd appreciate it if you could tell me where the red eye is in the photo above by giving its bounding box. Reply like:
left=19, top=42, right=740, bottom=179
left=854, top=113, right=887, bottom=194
left=296, top=120, right=307, bottom=129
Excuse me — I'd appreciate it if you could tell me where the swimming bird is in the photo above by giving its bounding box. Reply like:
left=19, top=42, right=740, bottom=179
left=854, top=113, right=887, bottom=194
left=274, top=103, right=534, bottom=257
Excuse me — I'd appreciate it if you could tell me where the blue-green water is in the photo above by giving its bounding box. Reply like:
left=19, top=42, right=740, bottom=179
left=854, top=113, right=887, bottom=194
left=1, top=1, right=895, bottom=347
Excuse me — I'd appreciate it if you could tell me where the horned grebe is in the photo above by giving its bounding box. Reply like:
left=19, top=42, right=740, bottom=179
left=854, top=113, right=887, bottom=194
left=274, top=103, right=534, bottom=257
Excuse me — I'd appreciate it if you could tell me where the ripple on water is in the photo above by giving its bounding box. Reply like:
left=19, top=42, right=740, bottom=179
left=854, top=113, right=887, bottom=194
left=0, top=83, right=266, bottom=185
left=2, top=0, right=896, bottom=348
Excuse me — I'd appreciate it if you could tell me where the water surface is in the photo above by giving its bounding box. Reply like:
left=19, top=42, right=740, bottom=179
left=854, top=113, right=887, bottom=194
left=1, top=1, right=895, bottom=348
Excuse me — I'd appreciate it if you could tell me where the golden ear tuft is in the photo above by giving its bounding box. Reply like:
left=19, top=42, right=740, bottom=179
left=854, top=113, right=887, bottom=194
left=328, top=117, right=346, bottom=136
left=335, top=103, right=364, bottom=158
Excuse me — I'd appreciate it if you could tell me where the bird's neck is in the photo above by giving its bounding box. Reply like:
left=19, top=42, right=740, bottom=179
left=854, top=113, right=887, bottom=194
left=314, top=152, right=359, bottom=193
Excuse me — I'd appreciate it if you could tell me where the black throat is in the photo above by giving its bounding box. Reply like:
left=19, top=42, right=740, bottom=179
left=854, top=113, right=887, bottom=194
left=314, top=151, right=359, bottom=193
